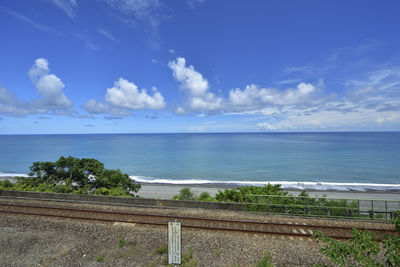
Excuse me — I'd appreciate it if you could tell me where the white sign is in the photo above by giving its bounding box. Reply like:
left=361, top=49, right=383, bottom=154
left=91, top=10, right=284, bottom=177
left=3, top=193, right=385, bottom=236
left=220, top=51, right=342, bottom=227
left=168, top=221, right=181, bottom=265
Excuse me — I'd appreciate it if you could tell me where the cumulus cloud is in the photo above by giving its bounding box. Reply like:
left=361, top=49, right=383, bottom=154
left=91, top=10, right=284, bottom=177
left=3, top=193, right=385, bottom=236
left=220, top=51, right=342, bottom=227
left=257, top=121, right=293, bottom=131
left=83, top=78, right=166, bottom=116
left=0, top=58, right=73, bottom=117
left=28, top=58, right=72, bottom=109
left=229, top=82, right=326, bottom=112
left=105, top=78, right=165, bottom=109
left=168, top=57, right=224, bottom=114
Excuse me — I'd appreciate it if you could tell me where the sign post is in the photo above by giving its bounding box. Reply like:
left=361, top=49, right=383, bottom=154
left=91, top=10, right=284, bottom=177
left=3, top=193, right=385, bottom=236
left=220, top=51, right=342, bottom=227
left=168, top=221, right=181, bottom=266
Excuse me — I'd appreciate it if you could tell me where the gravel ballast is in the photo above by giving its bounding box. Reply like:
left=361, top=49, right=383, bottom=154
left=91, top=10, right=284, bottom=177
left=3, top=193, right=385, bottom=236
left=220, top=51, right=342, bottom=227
left=0, top=198, right=394, bottom=266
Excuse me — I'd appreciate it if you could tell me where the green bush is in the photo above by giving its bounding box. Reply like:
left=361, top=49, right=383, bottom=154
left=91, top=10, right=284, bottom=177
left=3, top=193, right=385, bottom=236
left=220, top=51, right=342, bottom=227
left=173, top=187, right=195, bottom=200
left=215, top=184, right=288, bottom=203
left=197, top=192, right=216, bottom=202
left=314, top=229, right=400, bottom=266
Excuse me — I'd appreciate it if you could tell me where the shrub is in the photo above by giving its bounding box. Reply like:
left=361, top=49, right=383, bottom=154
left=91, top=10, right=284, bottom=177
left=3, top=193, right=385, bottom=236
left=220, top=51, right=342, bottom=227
left=256, top=252, right=274, bottom=267
left=173, top=187, right=195, bottom=200
left=215, top=184, right=287, bottom=203
left=197, top=192, right=215, bottom=201
left=313, top=229, right=400, bottom=266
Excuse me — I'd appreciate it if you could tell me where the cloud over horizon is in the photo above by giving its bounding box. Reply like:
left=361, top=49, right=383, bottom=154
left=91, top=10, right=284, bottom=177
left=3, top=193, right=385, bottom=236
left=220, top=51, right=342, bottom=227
left=0, top=58, right=73, bottom=117
left=83, top=77, right=166, bottom=116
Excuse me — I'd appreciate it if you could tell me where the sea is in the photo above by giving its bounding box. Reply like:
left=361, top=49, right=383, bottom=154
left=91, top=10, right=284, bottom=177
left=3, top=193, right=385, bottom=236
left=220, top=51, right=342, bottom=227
left=0, top=132, right=399, bottom=191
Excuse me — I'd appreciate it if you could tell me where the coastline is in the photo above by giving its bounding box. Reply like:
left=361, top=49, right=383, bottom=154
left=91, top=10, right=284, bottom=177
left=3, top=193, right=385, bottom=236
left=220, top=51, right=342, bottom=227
left=137, top=183, right=400, bottom=201
left=2, top=175, right=400, bottom=201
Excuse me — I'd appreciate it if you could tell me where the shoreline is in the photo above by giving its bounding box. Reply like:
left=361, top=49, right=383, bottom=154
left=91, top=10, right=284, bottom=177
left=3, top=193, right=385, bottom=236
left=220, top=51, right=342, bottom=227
left=2, top=176, right=400, bottom=201
left=137, top=183, right=400, bottom=201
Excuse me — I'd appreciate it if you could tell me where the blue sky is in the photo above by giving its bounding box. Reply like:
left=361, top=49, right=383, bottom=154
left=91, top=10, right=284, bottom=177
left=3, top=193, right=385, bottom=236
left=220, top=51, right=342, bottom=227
left=1, top=0, right=400, bottom=133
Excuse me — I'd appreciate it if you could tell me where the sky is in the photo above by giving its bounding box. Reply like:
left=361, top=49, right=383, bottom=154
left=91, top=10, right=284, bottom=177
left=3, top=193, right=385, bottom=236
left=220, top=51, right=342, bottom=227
left=1, top=0, right=400, bottom=134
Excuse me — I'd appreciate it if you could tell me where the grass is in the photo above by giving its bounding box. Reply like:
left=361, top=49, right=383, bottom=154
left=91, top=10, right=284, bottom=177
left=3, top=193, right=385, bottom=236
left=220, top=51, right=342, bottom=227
left=155, top=246, right=167, bottom=255
left=119, top=237, right=126, bottom=247
left=162, top=247, right=198, bottom=267
left=96, top=255, right=105, bottom=262
left=256, top=252, right=274, bottom=267
left=214, top=249, right=222, bottom=257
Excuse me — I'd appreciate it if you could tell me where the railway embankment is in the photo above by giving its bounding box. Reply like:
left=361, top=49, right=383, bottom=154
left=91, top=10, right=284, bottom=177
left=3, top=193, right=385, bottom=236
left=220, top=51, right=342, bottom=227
left=0, top=191, right=397, bottom=266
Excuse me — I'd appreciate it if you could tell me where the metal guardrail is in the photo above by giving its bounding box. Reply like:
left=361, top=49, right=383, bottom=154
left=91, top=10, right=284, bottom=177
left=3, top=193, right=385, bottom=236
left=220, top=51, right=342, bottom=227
left=245, top=194, right=400, bottom=220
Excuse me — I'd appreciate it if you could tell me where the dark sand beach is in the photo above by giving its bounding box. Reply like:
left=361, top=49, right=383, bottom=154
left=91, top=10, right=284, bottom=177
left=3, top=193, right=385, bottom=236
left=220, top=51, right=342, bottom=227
left=138, top=183, right=400, bottom=201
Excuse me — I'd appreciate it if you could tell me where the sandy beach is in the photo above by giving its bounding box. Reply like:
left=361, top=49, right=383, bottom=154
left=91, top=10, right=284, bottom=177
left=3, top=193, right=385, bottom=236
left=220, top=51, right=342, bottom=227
left=137, top=183, right=400, bottom=201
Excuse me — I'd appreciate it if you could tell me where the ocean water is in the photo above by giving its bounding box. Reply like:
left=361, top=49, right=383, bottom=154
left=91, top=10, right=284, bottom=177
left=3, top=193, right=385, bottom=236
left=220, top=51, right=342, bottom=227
left=0, top=132, right=399, bottom=191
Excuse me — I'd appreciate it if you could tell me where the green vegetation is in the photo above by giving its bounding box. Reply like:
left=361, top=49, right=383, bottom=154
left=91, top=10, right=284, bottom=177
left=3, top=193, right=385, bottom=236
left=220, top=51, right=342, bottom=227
left=392, top=211, right=400, bottom=230
left=215, top=185, right=359, bottom=217
left=162, top=247, right=198, bottom=267
left=0, top=156, right=140, bottom=196
left=181, top=248, right=198, bottom=267
left=214, top=249, right=222, bottom=257
left=96, top=255, right=105, bottom=262
left=155, top=246, right=167, bottom=255
left=119, top=237, right=126, bottom=248
left=172, top=187, right=216, bottom=202
left=171, top=185, right=399, bottom=220
left=215, top=184, right=287, bottom=203
left=256, top=251, right=274, bottom=267
left=173, top=187, right=195, bottom=200
left=313, top=229, right=400, bottom=267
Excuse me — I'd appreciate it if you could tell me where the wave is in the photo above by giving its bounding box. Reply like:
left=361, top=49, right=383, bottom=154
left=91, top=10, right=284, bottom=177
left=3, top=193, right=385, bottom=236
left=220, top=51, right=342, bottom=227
left=2, top=172, right=399, bottom=192
left=131, top=176, right=400, bottom=192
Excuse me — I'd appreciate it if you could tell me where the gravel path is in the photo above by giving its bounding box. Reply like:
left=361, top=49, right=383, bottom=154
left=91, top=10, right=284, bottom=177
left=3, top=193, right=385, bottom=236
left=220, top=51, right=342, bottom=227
left=0, top=198, right=394, bottom=267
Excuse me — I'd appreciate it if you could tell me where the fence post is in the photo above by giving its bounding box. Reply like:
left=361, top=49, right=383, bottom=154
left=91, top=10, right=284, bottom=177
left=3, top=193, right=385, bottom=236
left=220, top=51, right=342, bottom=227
left=370, top=200, right=374, bottom=219
left=385, top=201, right=388, bottom=220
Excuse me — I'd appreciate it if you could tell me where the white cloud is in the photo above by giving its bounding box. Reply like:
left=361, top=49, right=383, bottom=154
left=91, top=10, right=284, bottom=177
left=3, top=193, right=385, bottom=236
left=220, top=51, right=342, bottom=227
left=0, top=58, right=73, bottom=117
left=168, top=49, right=175, bottom=54
left=82, top=99, right=110, bottom=114
left=83, top=77, right=166, bottom=115
left=4, top=9, right=65, bottom=37
left=229, top=82, right=325, bottom=112
left=257, top=121, right=293, bottom=131
left=188, top=0, right=205, bottom=9
left=73, top=33, right=101, bottom=52
left=104, top=0, right=164, bottom=27
left=97, top=28, right=118, bottom=42
left=0, top=87, right=19, bottom=105
left=168, top=57, right=224, bottom=113
left=28, top=58, right=72, bottom=109
left=51, top=0, right=78, bottom=18
left=174, top=106, right=187, bottom=115
left=105, top=78, right=165, bottom=109
left=83, top=99, right=131, bottom=116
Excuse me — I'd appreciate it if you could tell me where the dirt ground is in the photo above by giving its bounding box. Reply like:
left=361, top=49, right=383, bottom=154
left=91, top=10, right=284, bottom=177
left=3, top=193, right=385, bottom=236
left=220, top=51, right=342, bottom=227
left=0, top=212, right=331, bottom=267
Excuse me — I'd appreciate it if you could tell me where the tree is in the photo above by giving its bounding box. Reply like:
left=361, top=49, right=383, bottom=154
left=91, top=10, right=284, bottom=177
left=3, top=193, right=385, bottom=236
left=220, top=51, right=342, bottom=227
left=25, top=156, right=140, bottom=196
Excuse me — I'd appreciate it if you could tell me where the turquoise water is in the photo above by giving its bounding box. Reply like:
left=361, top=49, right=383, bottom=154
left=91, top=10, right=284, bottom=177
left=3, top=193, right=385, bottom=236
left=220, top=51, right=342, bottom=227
left=0, top=132, right=399, bottom=190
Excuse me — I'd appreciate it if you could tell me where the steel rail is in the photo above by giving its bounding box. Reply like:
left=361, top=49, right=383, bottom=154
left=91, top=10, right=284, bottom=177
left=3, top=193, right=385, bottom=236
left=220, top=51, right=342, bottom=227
left=0, top=202, right=397, bottom=240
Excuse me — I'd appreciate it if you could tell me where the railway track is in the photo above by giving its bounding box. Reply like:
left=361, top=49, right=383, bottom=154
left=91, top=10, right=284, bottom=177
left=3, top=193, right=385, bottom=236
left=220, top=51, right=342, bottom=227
left=0, top=202, right=397, bottom=241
